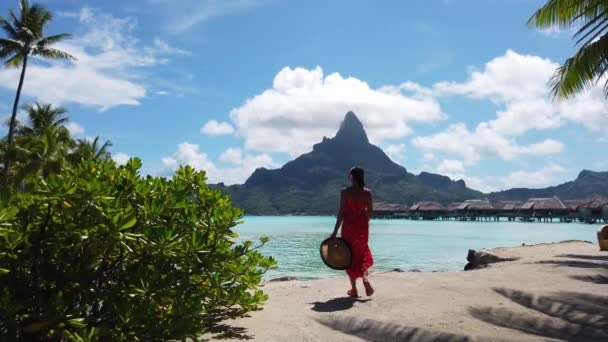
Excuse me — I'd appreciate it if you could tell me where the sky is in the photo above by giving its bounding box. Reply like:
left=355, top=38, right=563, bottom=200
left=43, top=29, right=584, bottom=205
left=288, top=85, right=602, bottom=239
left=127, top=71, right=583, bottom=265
left=1, top=0, right=607, bottom=192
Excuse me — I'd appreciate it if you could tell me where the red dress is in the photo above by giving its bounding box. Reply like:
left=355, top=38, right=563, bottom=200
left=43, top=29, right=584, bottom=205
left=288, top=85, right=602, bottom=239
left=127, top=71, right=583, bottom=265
left=341, top=197, right=374, bottom=280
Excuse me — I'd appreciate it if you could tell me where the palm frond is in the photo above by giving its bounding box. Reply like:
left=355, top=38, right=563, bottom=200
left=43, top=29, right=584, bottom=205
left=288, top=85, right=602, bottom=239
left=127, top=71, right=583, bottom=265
left=528, top=0, right=608, bottom=28
left=0, top=16, right=18, bottom=39
left=550, top=33, right=608, bottom=99
left=4, top=53, right=24, bottom=67
left=36, top=33, right=71, bottom=48
left=0, top=37, right=24, bottom=50
left=32, top=47, right=75, bottom=60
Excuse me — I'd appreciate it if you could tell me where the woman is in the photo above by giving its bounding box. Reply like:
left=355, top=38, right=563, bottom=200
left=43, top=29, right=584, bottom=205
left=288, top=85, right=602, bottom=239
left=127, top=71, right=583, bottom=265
left=330, top=166, right=374, bottom=297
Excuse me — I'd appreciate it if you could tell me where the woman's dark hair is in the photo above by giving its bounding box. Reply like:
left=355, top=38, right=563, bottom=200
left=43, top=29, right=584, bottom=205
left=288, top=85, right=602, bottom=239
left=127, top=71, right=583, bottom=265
left=350, top=166, right=365, bottom=188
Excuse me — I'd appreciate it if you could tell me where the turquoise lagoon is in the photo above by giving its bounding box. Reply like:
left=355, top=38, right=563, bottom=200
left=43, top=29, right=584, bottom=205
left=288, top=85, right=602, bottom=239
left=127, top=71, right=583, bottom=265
left=236, top=216, right=599, bottom=280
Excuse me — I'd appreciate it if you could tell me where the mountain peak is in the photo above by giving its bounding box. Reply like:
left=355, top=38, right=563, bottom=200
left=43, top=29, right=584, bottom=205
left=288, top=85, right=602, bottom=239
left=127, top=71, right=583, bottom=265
left=335, top=111, right=369, bottom=144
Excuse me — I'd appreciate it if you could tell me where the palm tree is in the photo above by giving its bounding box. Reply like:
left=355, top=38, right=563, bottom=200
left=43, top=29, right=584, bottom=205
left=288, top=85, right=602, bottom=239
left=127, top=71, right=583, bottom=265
left=0, top=0, right=74, bottom=184
left=529, top=0, right=608, bottom=99
left=69, top=137, right=113, bottom=164
left=5, top=103, right=73, bottom=182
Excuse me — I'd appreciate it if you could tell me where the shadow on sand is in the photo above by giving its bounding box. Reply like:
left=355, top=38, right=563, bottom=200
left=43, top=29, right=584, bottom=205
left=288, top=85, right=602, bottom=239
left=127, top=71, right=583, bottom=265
left=310, top=296, right=371, bottom=313
left=557, top=253, right=608, bottom=285
left=316, top=316, right=473, bottom=342
left=203, top=308, right=254, bottom=340
left=470, top=288, right=608, bottom=341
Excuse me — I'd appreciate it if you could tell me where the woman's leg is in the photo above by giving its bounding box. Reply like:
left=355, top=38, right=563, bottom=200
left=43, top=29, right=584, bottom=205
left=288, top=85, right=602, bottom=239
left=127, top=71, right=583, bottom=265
left=346, top=273, right=358, bottom=297
left=363, top=271, right=374, bottom=296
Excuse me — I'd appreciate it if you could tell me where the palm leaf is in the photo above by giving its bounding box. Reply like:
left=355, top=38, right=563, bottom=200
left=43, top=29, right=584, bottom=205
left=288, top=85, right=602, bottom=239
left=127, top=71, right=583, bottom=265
left=550, top=33, right=608, bottom=98
left=32, top=47, right=75, bottom=60
left=0, top=16, right=18, bottom=39
left=528, top=0, right=608, bottom=28
left=4, top=53, right=24, bottom=68
left=36, top=33, right=71, bottom=48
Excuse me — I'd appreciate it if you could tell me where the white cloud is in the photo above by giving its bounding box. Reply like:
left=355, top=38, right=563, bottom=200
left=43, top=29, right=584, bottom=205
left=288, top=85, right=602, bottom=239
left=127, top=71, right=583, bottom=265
left=201, top=120, right=235, bottom=136
left=151, top=37, right=191, bottom=55
left=230, top=66, right=444, bottom=156
left=384, top=144, right=406, bottom=162
left=66, top=122, right=85, bottom=136
left=437, top=159, right=464, bottom=176
left=161, top=142, right=275, bottom=184
left=148, top=0, right=270, bottom=34
left=219, top=147, right=243, bottom=164
left=113, top=153, right=130, bottom=166
left=500, top=164, right=568, bottom=189
left=413, top=123, right=563, bottom=165
left=155, top=90, right=170, bottom=96
left=0, top=7, right=189, bottom=110
left=414, top=50, right=608, bottom=164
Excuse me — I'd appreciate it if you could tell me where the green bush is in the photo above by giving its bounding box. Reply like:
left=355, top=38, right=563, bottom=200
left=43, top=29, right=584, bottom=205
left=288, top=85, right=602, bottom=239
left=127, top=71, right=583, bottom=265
left=0, top=159, right=275, bottom=341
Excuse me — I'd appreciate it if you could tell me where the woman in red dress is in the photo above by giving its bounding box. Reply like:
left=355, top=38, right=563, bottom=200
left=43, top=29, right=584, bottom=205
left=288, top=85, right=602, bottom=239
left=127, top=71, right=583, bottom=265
left=330, top=167, right=374, bottom=297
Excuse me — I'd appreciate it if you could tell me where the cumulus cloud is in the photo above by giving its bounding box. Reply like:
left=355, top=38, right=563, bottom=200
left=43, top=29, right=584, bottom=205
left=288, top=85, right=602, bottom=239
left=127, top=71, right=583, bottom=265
left=219, top=147, right=243, bottom=164
left=414, top=50, right=608, bottom=164
left=161, top=143, right=275, bottom=184
left=201, top=120, right=235, bottom=136
left=66, top=122, right=85, bottom=136
left=500, top=164, right=568, bottom=189
left=229, top=66, right=444, bottom=156
left=384, top=144, right=406, bottom=162
left=413, top=123, right=563, bottom=165
left=112, top=153, right=130, bottom=166
left=436, top=159, right=465, bottom=176
left=0, top=7, right=188, bottom=110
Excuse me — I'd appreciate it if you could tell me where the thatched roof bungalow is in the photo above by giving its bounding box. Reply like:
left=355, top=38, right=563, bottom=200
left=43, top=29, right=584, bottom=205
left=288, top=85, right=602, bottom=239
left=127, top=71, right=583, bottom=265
left=410, top=201, right=444, bottom=212
left=520, top=197, right=568, bottom=216
left=456, top=199, right=494, bottom=212
left=563, top=199, right=593, bottom=211
left=494, top=200, right=524, bottom=212
left=373, top=202, right=409, bottom=216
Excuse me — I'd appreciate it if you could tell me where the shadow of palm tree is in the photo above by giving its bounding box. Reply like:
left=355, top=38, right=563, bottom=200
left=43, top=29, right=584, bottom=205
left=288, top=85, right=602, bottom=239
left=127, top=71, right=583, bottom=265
left=570, top=274, right=608, bottom=284
left=310, top=297, right=371, bottom=312
left=317, top=316, right=473, bottom=342
left=534, top=260, right=605, bottom=269
left=557, top=254, right=608, bottom=262
left=556, top=253, right=608, bottom=285
left=469, top=288, right=608, bottom=341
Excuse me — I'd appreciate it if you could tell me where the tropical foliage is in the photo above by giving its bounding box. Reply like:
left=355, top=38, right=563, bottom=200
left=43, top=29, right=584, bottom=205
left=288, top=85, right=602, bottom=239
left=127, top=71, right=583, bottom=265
left=0, top=0, right=74, bottom=183
left=529, top=0, right=608, bottom=98
left=0, top=160, right=275, bottom=340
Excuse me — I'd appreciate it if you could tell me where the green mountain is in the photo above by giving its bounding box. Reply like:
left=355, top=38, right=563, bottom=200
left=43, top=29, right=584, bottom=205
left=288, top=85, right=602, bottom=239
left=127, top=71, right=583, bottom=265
left=489, top=170, right=608, bottom=201
left=215, top=112, right=482, bottom=215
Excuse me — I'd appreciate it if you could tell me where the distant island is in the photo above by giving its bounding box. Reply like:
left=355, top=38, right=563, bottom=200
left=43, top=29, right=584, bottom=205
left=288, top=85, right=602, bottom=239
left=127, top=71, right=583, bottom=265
left=214, top=112, right=608, bottom=215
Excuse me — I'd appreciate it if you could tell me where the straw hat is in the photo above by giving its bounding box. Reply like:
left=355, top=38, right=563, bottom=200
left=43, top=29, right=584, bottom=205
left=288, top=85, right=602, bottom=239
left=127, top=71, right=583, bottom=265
left=320, top=237, right=352, bottom=270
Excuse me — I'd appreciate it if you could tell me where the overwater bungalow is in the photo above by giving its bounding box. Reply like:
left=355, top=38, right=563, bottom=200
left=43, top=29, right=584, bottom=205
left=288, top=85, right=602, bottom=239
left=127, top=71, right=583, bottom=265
left=456, top=199, right=497, bottom=221
left=520, top=196, right=569, bottom=222
left=410, top=201, right=445, bottom=219
left=373, top=202, right=409, bottom=219
left=579, top=196, right=608, bottom=223
left=493, top=201, right=524, bottom=221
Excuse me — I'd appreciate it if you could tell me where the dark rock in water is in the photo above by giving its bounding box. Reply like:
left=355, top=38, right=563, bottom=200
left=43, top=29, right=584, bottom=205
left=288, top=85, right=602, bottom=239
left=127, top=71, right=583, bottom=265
left=464, top=249, right=518, bottom=271
left=388, top=268, right=405, bottom=273
left=269, top=276, right=298, bottom=282
left=409, top=269, right=422, bottom=273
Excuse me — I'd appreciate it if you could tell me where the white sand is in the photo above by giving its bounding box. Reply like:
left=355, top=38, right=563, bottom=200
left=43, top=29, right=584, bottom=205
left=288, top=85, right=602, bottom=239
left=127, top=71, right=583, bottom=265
left=209, top=241, right=607, bottom=341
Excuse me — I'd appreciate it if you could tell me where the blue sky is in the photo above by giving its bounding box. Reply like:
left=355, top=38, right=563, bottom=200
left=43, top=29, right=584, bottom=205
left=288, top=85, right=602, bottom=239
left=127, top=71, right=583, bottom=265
left=1, top=0, right=607, bottom=192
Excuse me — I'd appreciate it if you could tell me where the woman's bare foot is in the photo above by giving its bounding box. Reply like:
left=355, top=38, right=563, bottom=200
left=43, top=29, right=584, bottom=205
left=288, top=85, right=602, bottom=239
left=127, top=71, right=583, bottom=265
left=363, top=280, right=374, bottom=296
left=347, top=288, right=359, bottom=297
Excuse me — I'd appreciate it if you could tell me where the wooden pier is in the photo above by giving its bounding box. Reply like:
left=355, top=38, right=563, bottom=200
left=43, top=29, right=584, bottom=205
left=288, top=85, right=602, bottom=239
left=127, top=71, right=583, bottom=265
left=373, top=196, right=608, bottom=223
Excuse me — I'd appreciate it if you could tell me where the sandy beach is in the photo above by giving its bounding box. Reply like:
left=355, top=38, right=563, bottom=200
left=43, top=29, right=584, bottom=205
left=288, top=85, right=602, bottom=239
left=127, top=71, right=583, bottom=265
left=209, top=240, right=607, bottom=341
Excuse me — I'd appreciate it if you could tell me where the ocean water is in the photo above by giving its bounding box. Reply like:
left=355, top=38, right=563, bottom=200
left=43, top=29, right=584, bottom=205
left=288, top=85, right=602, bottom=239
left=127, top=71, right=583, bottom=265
left=236, top=216, right=600, bottom=280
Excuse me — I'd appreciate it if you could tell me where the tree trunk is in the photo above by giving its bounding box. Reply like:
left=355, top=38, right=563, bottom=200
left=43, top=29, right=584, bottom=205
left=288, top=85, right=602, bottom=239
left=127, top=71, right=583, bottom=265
left=3, top=55, right=28, bottom=187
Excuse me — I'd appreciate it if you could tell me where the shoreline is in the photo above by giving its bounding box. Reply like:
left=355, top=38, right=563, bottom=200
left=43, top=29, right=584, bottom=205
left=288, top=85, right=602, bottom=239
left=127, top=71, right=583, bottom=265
left=212, top=240, right=607, bottom=341
left=264, top=239, right=597, bottom=283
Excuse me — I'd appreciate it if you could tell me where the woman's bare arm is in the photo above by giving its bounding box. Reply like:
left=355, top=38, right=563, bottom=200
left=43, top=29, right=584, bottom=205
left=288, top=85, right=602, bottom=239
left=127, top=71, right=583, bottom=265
left=367, top=191, right=373, bottom=221
left=331, top=191, right=346, bottom=237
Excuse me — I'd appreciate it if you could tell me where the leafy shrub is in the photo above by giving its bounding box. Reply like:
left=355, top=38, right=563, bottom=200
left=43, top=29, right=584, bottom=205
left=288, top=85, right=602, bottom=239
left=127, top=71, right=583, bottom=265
left=0, top=159, right=275, bottom=341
